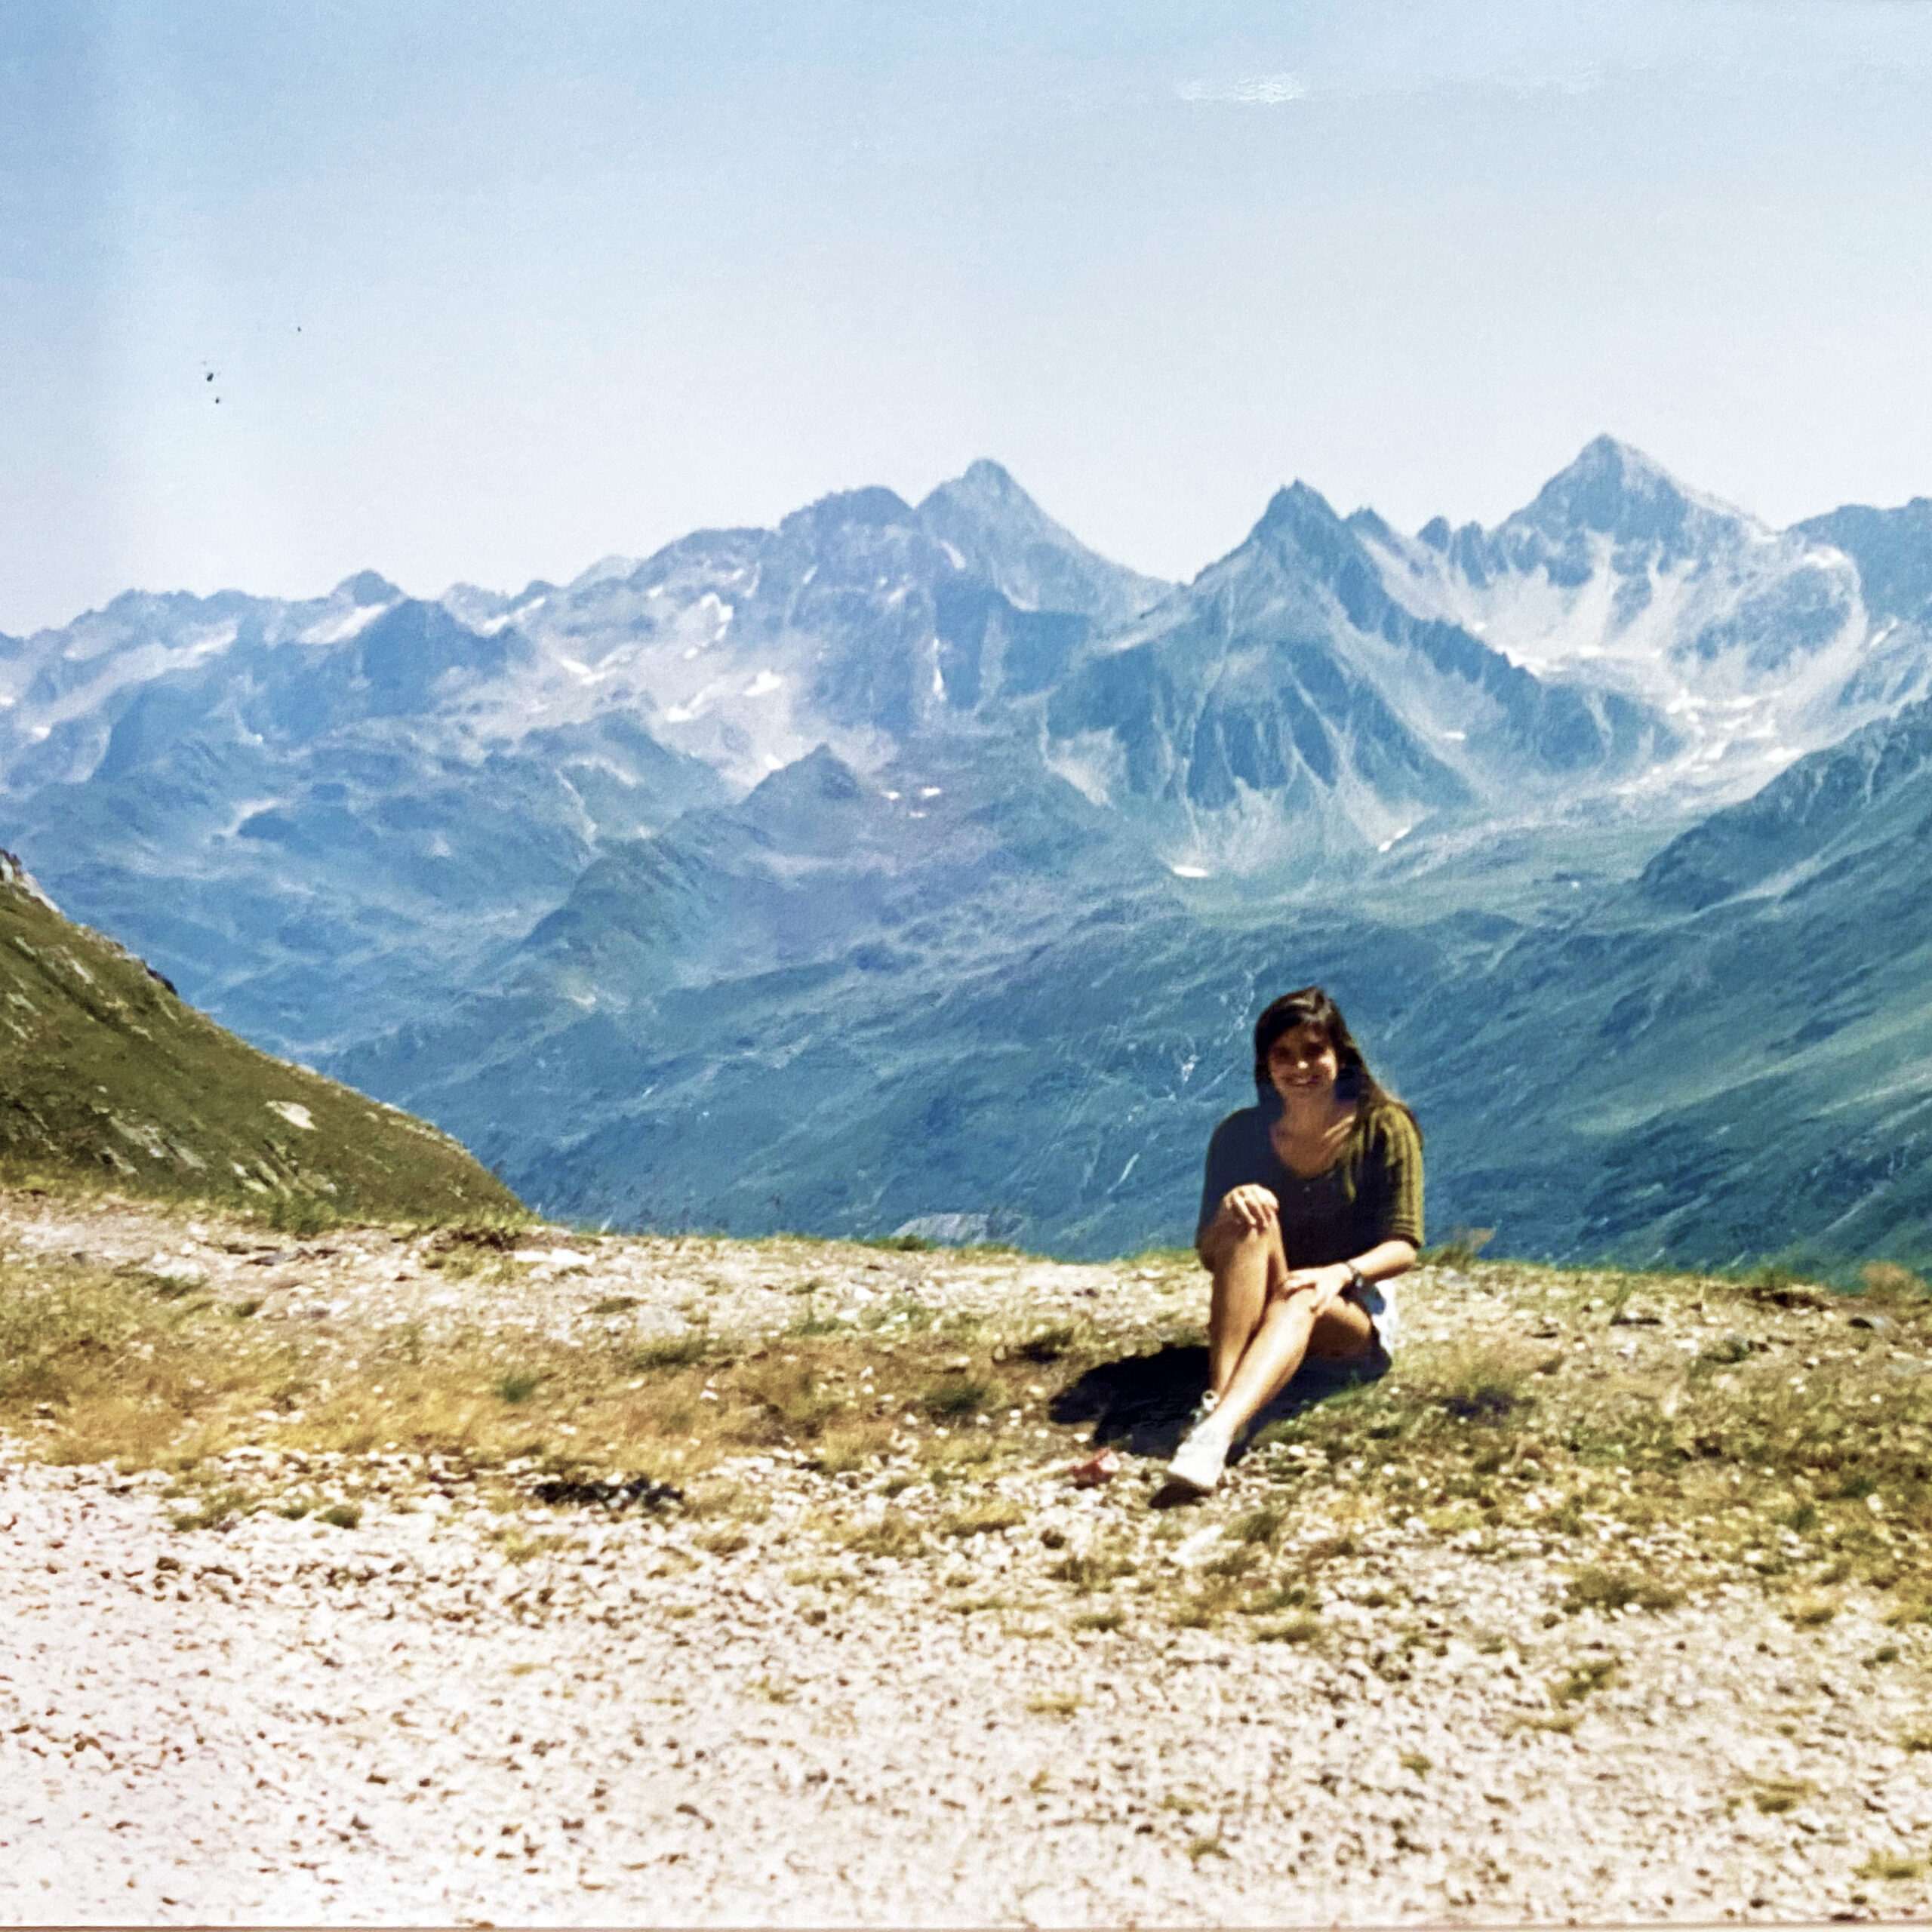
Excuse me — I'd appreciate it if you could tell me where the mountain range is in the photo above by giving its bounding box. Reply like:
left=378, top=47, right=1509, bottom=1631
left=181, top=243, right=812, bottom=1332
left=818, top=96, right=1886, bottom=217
left=7, top=438, right=1932, bottom=1266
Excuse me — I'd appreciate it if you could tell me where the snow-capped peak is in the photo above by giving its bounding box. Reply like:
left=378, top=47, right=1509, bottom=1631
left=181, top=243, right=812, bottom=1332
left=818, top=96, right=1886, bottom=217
left=1507, top=435, right=1754, bottom=555
left=1352, top=437, right=1878, bottom=798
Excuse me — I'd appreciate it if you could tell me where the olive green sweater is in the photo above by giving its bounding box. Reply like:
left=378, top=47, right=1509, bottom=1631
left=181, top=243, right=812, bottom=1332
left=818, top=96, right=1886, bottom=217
left=1194, top=1100, right=1425, bottom=1266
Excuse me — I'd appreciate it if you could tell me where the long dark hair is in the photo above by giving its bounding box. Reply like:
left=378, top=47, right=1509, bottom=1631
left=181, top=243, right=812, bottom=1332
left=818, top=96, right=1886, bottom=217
left=1251, top=986, right=1419, bottom=1135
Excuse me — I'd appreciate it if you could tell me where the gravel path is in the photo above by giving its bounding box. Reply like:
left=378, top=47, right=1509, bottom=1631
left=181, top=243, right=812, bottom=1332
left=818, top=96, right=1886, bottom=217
left=4, top=1195, right=1931, bottom=1925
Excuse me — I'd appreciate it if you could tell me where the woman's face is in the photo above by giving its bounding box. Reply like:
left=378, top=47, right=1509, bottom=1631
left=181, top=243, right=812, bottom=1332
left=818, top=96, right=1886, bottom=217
left=1267, top=1022, right=1341, bottom=1102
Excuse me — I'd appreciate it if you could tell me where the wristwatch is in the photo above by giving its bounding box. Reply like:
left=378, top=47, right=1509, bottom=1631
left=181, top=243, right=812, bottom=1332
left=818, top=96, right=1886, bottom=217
left=1344, top=1263, right=1367, bottom=1297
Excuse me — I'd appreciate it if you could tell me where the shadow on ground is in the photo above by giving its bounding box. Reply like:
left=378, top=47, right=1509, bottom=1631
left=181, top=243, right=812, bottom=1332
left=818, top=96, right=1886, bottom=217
left=1048, top=1343, right=1389, bottom=1463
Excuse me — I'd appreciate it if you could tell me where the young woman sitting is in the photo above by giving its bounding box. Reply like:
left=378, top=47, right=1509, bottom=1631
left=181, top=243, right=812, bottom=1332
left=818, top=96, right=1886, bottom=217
left=1168, top=986, right=1423, bottom=1496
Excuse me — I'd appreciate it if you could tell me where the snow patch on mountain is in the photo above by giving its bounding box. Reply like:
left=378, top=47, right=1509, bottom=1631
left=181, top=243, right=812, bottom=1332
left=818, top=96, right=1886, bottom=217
left=1358, top=436, right=1897, bottom=798
left=300, top=601, right=392, bottom=646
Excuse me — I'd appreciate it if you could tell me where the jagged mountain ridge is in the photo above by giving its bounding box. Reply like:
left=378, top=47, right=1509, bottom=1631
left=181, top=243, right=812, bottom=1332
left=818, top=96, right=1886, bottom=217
left=325, top=446, right=1932, bottom=1263
left=5, top=603, right=728, bottom=1058
left=1355, top=435, right=1923, bottom=800
left=1043, top=477, right=1675, bottom=875
left=918, top=458, right=1168, bottom=632
left=0, top=463, right=1165, bottom=1055
left=428, top=461, right=1168, bottom=792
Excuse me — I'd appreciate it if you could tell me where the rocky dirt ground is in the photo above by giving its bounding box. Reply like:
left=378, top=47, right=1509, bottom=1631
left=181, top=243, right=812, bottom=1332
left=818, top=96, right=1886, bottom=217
left=3, top=1188, right=1932, bottom=1926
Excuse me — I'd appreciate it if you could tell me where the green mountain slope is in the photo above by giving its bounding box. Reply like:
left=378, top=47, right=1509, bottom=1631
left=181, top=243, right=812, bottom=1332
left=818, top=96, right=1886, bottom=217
left=1381, top=693, right=1932, bottom=1267
left=0, top=851, right=522, bottom=1221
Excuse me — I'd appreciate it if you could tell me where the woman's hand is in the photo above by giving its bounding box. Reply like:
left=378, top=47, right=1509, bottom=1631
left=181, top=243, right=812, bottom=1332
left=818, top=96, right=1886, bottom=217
left=1217, top=1184, right=1279, bottom=1235
left=1274, top=1262, right=1354, bottom=1314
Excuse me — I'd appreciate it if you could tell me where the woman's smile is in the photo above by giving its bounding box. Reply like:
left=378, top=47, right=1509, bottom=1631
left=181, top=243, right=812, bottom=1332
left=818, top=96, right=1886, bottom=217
left=1266, top=1023, right=1340, bottom=1099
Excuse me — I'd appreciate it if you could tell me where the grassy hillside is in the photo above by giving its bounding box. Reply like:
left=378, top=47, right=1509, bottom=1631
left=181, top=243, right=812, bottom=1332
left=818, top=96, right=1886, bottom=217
left=0, top=851, right=523, bottom=1223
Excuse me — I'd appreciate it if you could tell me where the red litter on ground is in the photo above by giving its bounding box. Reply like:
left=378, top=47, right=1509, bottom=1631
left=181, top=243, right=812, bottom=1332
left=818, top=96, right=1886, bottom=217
left=1069, top=1448, right=1120, bottom=1487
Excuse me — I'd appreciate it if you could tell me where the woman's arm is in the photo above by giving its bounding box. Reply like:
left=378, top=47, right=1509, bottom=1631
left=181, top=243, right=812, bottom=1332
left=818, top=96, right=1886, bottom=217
left=1196, top=1184, right=1281, bottom=1267
left=1349, top=1238, right=1419, bottom=1285
left=1275, top=1238, right=1417, bottom=1314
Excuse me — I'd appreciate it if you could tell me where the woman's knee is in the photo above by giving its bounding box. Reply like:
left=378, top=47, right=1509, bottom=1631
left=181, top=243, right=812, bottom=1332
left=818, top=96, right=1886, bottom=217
left=1201, top=1217, right=1284, bottom=1274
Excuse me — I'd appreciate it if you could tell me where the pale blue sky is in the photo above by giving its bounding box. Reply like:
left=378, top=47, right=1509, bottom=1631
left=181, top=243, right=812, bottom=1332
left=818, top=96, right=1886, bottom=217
left=5, top=1, right=1932, bottom=632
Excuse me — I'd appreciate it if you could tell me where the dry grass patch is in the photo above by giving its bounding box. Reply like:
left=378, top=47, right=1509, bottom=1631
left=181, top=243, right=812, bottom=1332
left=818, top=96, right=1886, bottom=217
left=1549, top=1654, right=1620, bottom=1707
left=1248, top=1583, right=1311, bottom=1614
left=1786, top=1591, right=1838, bottom=1628
left=1048, top=1548, right=1135, bottom=1593
left=947, top=1593, right=1013, bottom=1616
left=844, top=1512, right=924, bottom=1558
left=1563, top=1566, right=1684, bottom=1616
left=1746, top=1776, right=1814, bottom=1816
left=1254, top=1614, right=1321, bottom=1644
left=1860, top=1262, right=1927, bottom=1305
left=494, top=1527, right=571, bottom=1564
left=1854, top=1852, right=1925, bottom=1883
left=630, top=1332, right=712, bottom=1371
left=1202, top=1544, right=1261, bottom=1580
left=1007, top=1321, right=1081, bottom=1364
left=1228, top=1504, right=1287, bottom=1546
left=784, top=1563, right=852, bottom=1588
left=939, top=1497, right=1025, bottom=1538
left=917, top=1374, right=991, bottom=1420
left=1515, top=1710, right=1580, bottom=1737
left=422, top=1251, right=517, bottom=1287
left=1417, top=1333, right=1546, bottom=1426
left=1166, top=1567, right=1260, bottom=1629
left=918, top=1433, right=1003, bottom=1478
left=0, top=1227, right=1112, bottom=1509
left=166, top=1480, right=255, bottom=1532
left=1026, top=1693, right=1081, bottom=1717
left=17, top=1230, right=1932, bottom=1625
left=1232, top=1257, right=1932, bottom=1606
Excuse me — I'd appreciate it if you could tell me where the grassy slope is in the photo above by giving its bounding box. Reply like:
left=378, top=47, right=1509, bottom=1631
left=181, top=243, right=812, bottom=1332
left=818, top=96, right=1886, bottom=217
left=0, top=854, right=523, bottom=1223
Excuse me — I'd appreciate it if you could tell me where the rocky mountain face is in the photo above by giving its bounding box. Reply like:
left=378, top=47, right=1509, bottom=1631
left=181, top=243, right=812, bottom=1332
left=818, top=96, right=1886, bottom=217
left=1791, top=497, right=1932, bottom=712
left=0, top=463, right=1156, bottom=1059
left=1358, top=435, right=1921, bottom=799
left=1044, top=478, right=1673, bottom=876
left=0, top=579, right=728, bottom=1058
left=8, top=444, right=1932, bottom=1264
left=435, top=460, right=1168, bottom=792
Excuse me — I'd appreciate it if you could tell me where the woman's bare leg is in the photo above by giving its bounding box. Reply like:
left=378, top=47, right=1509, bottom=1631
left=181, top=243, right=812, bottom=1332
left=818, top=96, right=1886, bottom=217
left=1203, top=1222, right=1282, bottom=1397
left=1210, top=1294, right=1375, bottom=1444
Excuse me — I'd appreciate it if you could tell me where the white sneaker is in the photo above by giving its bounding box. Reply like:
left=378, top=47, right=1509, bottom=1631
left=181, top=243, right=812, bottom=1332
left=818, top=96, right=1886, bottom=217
left=1167, top=1424, right=1230, bottom=1496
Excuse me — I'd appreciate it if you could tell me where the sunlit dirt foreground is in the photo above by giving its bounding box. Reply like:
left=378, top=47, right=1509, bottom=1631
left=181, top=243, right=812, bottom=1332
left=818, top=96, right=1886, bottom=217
left=4, top=1186, right=1932, bottom=1926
